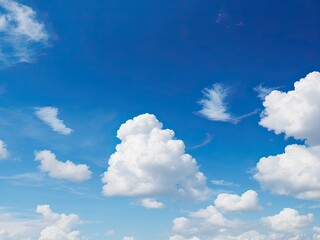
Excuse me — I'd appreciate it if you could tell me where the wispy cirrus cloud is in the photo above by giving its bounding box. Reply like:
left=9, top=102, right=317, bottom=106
left=35, top=107, right=73, bottom=135
left=197, top=84, right=259, bottom=124
left=0, top=0, right=49, bottom=67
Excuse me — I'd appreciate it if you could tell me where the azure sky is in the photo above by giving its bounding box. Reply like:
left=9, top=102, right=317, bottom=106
left=0, top=0, right=320, bottom=239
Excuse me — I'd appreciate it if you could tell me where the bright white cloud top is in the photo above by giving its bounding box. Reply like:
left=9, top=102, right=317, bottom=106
left=254, top=144, right=320, bottom=200
left=259, top=71, right=320, bottom=145
left=35, top=107, right=73, bottom=135
left=198, top=84, right=234, bottom=122
left=102, top=113, right=210, bottom=200
left=262, top=208, right=313, bottom=233
left=0, top=139, right=9, bottom=160
left=35, top=150, right=92, bottom=182
left=214, top=190, right=261, bottom=212
left=139, top=198, right=165, bottom=209
left=0, top=0, right=49, bottom=67
left=0, top=205, right=82, bottom=240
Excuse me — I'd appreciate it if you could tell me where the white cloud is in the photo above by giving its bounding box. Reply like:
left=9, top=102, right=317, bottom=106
left=254, top=144, right=320, bottom=200
left=211, top=180, right=239, bottom=188
left=102, top=113, right=210, bottom=201
left=262, top=208, right=313, bottom=233
left=123, top=237, right=135, bottom=240
left=214, top=190, right=261, bottom=212
left=198, top=84, right=234, bottom=123
left=34, top=150, right=92, bottom=182
left=0, top=0, right=48, bottom=67
left=254, top=84, right=278, bottom=100
left=170, top=236, right=201, bottom=240
left=0, top=140, right=9, bottom=160
left=35, top=107, right=73, bottom=135
left=198, top=84, right=258, bottom=123
left=259, top=71, right=320, bottom=145
left=171, top=205, right=236, bottom=239
left=0, top=205, right=82, bottom=240
left=139, top=198, right=165, bottom=209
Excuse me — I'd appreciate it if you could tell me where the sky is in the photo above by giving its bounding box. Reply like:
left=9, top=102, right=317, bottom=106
left=0, top=0, right=320, bottom=239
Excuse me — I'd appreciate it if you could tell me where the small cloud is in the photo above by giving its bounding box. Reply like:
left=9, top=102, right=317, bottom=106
left=254, top=84, right=279, bottom=100
left=216, top=10, right=228, bottom=24
left=0, top=0, right=49, bottom=68
left=211, top=179, right=240, bottom=187
left=190, top=133, right=213, bottom=150
left=139, top=198, right=165, bottom=209
left=35, top=106, right=73, bottom=135
left=235, top=21, right=244, bottom=27
left=34, top=150, right=92, bottom=182
left=0, top=172, right=45, bottom=186
left=105, top=230, right=115, bottom=237
left=197, top=83, right=259, bottom=124
left=0, top=139, right=9, bottom=160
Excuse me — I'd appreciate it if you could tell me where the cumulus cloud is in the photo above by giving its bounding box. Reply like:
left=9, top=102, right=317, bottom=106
left=259, top=71, right=320, bottom=145
left=254, top=144, right=320, bottom=200
left=171, top=205, right=236, bottom=239
left=35, top=107, right=73, bottom=135
left=0, top=205, right=82, bottom=240
left=139, top=198, right=165, bottom=209
left=35, top=150, right=92, bottom=182
left=262, top=208, right=313, bottom=233
left=198, top=84, right=258, bottom=124
left=214, top=190, right=261, bottom=212
left=0, top=0, right=49, bottom=67
left=0, top=139, right=9, bottom=160
left=102, top=113, right=210, bottom=201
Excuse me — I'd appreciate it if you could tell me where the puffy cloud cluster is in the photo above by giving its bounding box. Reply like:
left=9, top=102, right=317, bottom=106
left=35, top=150, right=92, bottom=182
left=35, top=107, right=73, bottom=135
left=102, top=113, right=210, bottom=202
left=255, top=144, right=320, bottom=200
left=259, top=71, right=320, bottom=145
left=255, top=72, right=320, bottom=200
left=0, top=205, right=82, bottom=240
left=0, top=0, right=49, bottom=67
left=139, top=198, right=165, bottom=209
left=262, top=208, right=313, bottom=233
left=0, top=139, right=9, bottom=160
left=170, top=207, right=314, bottom=240
left=214, top=190, right=261, bottom=212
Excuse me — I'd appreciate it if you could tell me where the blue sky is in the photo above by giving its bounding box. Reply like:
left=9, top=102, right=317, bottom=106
left=1, top=0, right=320, bottom=239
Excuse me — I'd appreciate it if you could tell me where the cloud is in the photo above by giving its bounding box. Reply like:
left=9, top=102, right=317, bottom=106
left=0, top=0, right=49, bottom=67
left=0, top=139, right=9, bottom=160
left=171, top=205, right=237, bottom=239
left=214, top=190, right=261, bottom=212
left=211, top=180, right=239, bottom=188
left=0, top=205, right=82, bottom=240
left=259, top=71, right=320, bottom=145
left=254, top=144, right=320, bottom=200
left=139, top=198, right=165, bottom=209
left=198, top=84, right=258, bottom=124
left=35, top=107, right=73, bottom=135
left=190, top=133, right=213, bottom=150
left=262, top=208, right=313, bottom=233
left=102, top=113, right=210, bottom=201
left=34, top=150, right=92, bottom=183
left=123, top=237, right=135, bottom=240
left=253, top=84, right=279, bottom=100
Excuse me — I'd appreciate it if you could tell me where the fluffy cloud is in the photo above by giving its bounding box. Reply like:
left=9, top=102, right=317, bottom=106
left=35, top=107, right=73, bottom=135
left=262, top=208, right=313, bottom=233
left=254, top=144, right=320, bottom=200
left=0, top=205, right=82, bottom=240
left=171, top=205, right=236, bottom=239
left=198, top=84, right=234, bottom=122
left=259, top=71, right=320, bottom=145
left=139, top=198, right=165, bottom=209
left=214, top=190, right=261, bottom=212
left=0, top=140, right=9, bottom=160
left=0, top=0, right=48, bottom=67
left=35, top=150, right=92, bottom=182
left=102, top=113, right=210, bottom=201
